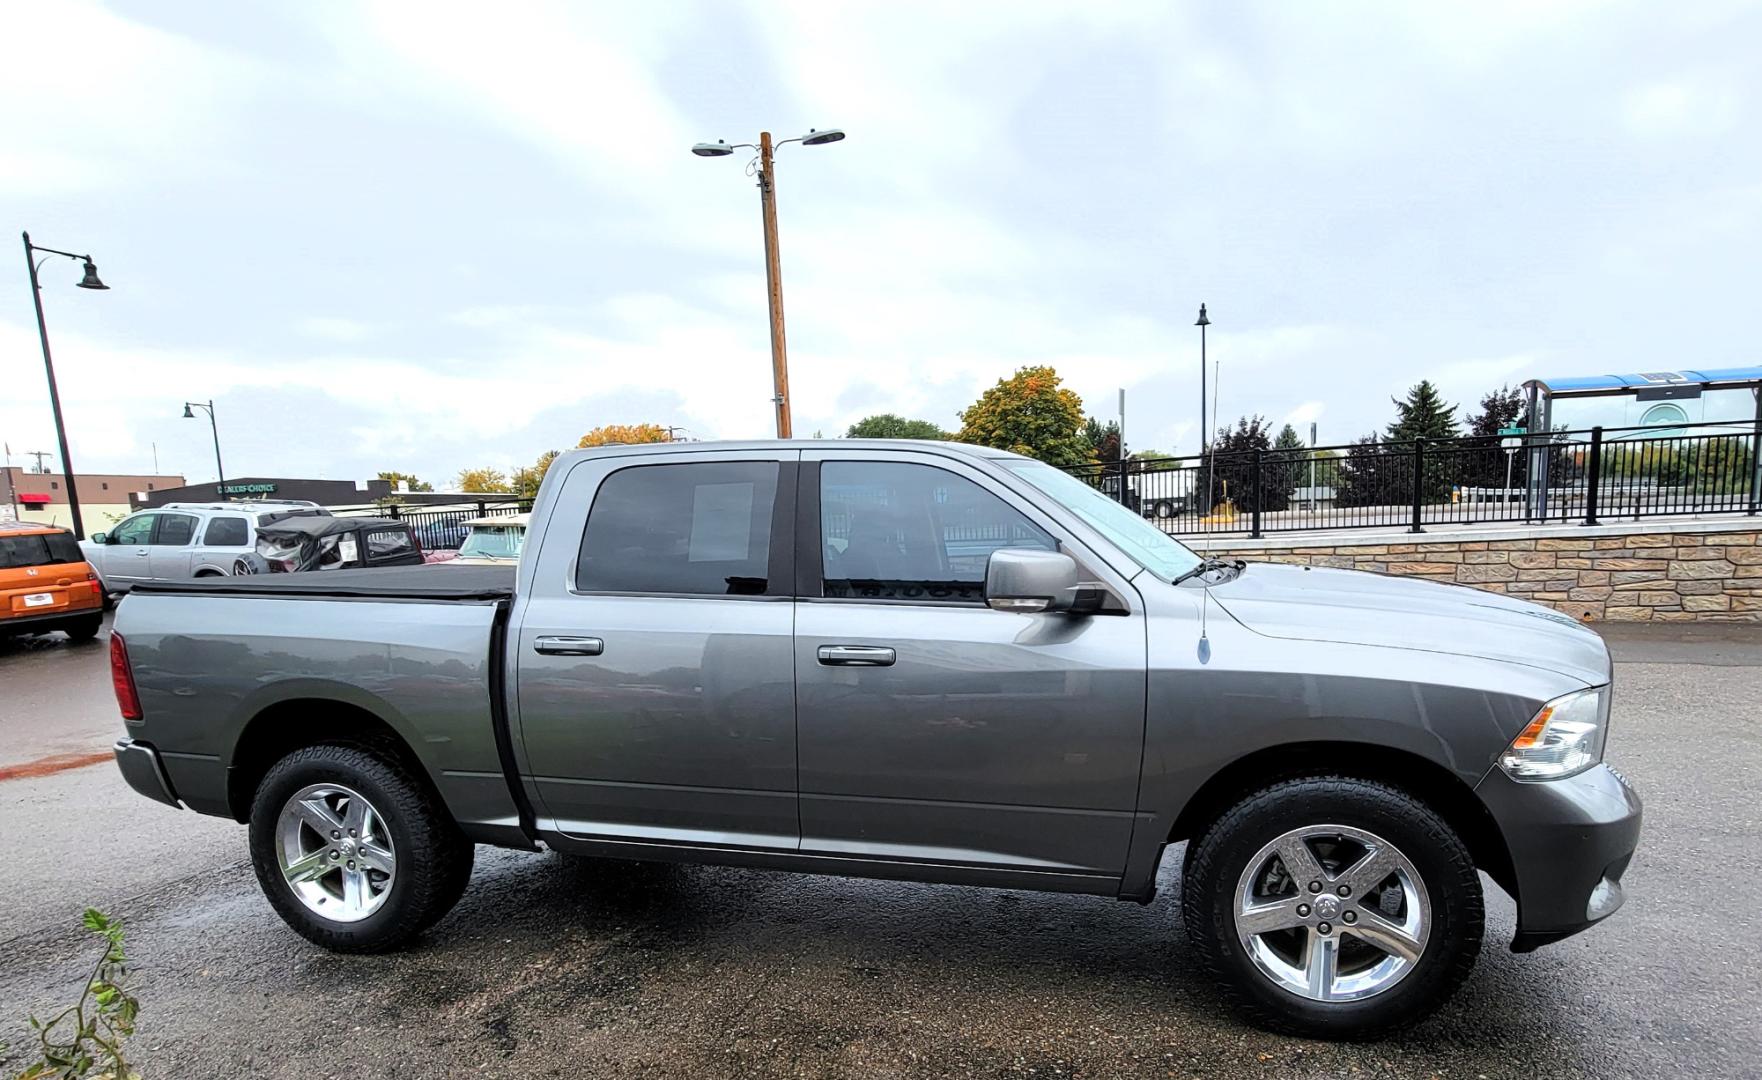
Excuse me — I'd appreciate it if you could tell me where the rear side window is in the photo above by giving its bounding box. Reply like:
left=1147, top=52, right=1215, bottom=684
left=202, top=517, right=250, bottom=546
left=366, top=530, right=415, bottom=560
left=576, top=462, right=780, bottom=596
left=0, top=532, right=83, bottom=569
left=820, top=461, right=1055, bottom=603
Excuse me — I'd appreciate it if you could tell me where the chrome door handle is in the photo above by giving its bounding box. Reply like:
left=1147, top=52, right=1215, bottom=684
left=534, top=635, right=604, bottom=656
left=816, top=645, right=896, bottom=667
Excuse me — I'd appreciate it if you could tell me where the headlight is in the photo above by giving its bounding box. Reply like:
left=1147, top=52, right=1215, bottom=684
left=1499, top=686, right=1609, bottom=781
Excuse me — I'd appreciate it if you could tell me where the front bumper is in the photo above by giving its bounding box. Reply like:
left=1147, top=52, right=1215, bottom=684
left=1475, top=762, right=1641, bottom=952
left=114, top=739, right=182, bottom=809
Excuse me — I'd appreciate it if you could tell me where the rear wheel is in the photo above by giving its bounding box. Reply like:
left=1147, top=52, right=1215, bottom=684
left=248, top=743, right=473, bottom=952
left=1181, top=776, right=1482, bottom=1039
left=64, top=614, right=103, bottom=642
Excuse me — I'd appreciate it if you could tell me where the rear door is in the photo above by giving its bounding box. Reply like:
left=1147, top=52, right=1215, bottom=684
left=101, top=512, right=156, bottom=587
left=793, top=449, right=1148, bottom=877
left=512, top=450, right=800, bottom=851
left=147, top=512, right=200, bottom=580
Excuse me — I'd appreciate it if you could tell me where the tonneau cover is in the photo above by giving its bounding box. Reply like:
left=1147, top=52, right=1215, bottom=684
left=129, top=565, right=515, bottom=601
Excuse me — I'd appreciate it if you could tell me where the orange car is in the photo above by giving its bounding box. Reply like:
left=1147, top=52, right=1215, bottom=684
left=1, top=521, right=105, bottom=641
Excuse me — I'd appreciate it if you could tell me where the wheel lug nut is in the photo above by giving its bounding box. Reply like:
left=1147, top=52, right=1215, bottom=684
left=1296, top=904, right=1311, bottom=918
left=1317, top=922, right=1332, bottom=935
left=347, top=861, right=355, bottom=870
left=1307, top=880, right=1322, bottom=893
left=1337, top=885, right=1350, bottom=897
left=1343, top=911, right=1357, bottom=924
left=349, top=829, right=357, bottom=837
left=330, top=850, right=339, bottom=859
left=331, top=830, right=341, bottom=839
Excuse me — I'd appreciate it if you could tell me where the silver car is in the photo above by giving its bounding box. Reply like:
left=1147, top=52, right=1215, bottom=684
left=82, top=501, right=328, bottom=593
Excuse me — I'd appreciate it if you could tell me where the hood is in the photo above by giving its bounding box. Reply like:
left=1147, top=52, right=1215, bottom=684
left=1207, top=562, right=1611, bottom=687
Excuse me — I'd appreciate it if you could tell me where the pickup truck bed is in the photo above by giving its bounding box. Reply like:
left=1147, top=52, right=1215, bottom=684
left=130, top=565, right=515, bottom=601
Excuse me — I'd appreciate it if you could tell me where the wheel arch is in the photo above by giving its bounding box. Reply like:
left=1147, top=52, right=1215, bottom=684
left=227, top=698, right=437, bottom=823
left=1165, top=741, right=1518, bottom=902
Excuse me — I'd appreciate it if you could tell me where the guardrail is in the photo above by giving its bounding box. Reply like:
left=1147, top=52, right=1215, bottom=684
left=1065, top=420, right=1762, bottom=538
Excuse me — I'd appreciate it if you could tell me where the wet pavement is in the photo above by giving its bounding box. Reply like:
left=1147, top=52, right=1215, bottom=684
left=2, top=619, right=1759, bottom=1078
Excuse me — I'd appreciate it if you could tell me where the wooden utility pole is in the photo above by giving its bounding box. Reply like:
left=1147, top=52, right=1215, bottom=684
left=757, top=132, right=793, bottom=438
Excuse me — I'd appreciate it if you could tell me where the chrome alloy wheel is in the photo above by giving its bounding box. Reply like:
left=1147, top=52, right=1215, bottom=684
left=1233, top=824, right=1430, bottom=1003
left=275, top=783, right=396, bottom=923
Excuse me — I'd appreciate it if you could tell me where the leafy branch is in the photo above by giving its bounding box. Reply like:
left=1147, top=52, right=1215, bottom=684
left=10, top=909, right=141, bottom=1080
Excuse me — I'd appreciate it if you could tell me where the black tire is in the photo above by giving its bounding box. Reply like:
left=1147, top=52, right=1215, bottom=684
left=1181, top=776, right=1482, bottom=1039
left=248, top=743, right=474, bottom=952
left=63, top=614, right=103, bottom=642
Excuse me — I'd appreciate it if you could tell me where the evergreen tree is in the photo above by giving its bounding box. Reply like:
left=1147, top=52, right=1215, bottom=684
left=1386, top=380, right=1461, bottom=443
left=1272, top=423, right=1307, bottom=504
left=1081, top=417, right=1122, bottom=463
left=1201, top=415, right=1290, bottom=514
left=1387, top=381, right=1460, bottom=503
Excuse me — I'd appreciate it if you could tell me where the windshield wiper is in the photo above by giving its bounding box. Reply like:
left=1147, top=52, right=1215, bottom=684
left=1171, top=556, right=1245, bottom=586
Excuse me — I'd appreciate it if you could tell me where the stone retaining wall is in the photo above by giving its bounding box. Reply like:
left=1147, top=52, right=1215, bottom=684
left=1204, top=524, right=1762, bottom=622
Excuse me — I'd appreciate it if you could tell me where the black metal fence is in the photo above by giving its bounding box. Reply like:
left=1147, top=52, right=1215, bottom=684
left=1065, top=420, right=1762, bottom=538
left=334, top=499, right=532, bottom=550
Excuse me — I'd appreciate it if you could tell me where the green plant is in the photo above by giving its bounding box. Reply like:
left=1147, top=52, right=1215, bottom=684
left=11, top=909, right=140, bottom=1080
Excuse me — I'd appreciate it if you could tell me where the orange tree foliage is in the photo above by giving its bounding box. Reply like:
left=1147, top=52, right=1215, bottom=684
left=455, top=467, right=509, bottom=493
left=954, top=365, right=1088, bottom=466
left=578, top=423, right=673, bottom=448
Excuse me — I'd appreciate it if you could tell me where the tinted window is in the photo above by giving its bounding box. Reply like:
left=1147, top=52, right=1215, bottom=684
left=202, top=517, right=250, bottom=546
left=366, top=529, right=415, bottom=560
left=576, top=462, right=779, bottom=596
left=154, top=513, right=198, bottom=546
left=0, top=532, right=82, bottom=569
left=820, top=461, right=1056, bottom=603
left=111, top=514, right=154, bottom=545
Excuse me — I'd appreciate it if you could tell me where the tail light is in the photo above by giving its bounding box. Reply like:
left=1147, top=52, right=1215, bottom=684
left=110, top=632, right=143, bottom=722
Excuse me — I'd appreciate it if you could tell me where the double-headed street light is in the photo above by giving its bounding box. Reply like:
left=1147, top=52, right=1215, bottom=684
left=692, top=127, right=847, bottom=439
left=22, top=231, right=110, bottom=539
left=182, top=400, right=227, bottom=498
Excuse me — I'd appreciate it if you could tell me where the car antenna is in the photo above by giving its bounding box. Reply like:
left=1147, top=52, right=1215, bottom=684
left=1197, top=358, right=1223, bottom=664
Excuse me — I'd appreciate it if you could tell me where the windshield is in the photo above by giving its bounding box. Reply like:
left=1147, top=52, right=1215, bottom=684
left=458, top=525, right=525, bottom=560
left=1001, top=460, right=1202, bottom=583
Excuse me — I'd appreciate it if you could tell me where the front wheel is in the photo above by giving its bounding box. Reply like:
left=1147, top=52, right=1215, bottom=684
left=248, top=744, right=473, bottom=952
left=1181, top=776, right=1483, bottom=1039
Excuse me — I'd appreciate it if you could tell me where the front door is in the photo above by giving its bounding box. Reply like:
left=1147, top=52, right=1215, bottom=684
left=513, top=452, right=800, bottom=851
left=794, top=452, right=1148, bottom=878
left=102, top=513, right=156, bottom=587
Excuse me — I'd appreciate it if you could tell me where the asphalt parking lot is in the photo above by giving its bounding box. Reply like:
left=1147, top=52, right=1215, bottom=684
left=1, top=618, right=1758, bottom=1079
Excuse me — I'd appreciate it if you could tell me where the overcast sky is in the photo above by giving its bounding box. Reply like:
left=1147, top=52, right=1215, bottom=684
left=4, top=1, right=1758, bottom=487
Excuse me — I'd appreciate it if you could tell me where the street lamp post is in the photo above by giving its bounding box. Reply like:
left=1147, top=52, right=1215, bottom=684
left=1195, top=303, right=1211, bottom=509
left=21, top=231, right=109, bottom=539
left=182, top=400, right=226, bottom=498
left=692, top=127, right=846, bottom=439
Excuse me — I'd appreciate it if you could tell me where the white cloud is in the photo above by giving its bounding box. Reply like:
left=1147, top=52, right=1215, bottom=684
left=1624, top=78, right=1742, bottom=138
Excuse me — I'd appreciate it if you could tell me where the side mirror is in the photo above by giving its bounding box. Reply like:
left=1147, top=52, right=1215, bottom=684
left=91, top=531, right=109, bottom=545
left=985, top=548, right=1083, bottom=614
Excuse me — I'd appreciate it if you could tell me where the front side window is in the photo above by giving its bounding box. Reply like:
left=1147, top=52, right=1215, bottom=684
left=202, top=517, right=250, bottom=546
left=820, top=461, right=1055, bottom=603
left=154, top=513, right=198, bottom=546
left=576, top=462, right=780, bottom=596
left=111, top=514, right=154, bottom=546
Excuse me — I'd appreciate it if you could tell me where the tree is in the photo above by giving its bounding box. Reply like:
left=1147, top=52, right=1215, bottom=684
left=510, top=450, right=560, bottom=499
left=578, top=423, right=672, bottom=448
left=456, top=467, right=509, bottom=493
left=1081, top=417, right=1122, bottom=463
left=376, top=471, right=433, bottom=493
left=1335, top=435, right=1397, bottom=507
left=1466, top=385, right=1525, bottom=438
left=1271, top=423, right=1308, bottom=505
left=1200, top=415, right=1290, bottom=514
left=845, top=414, right=949, bottom=440
left=1387, top=380, right=1461, bottom=503
left=954, top=365, right=1088, bottom=466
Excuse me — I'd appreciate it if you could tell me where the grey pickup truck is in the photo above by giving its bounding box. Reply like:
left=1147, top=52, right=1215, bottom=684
left=109, top=440, right=1641, bottom=1038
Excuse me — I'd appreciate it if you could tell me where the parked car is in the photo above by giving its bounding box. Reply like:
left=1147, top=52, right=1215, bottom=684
left=81, top=501, right=329, bottom=594
left=232, top=516, right=425, bottom=574
left=411, top=514, right=471, bottom=551
left=1, top=521, right=104, bottom=641
left=107, top=440, right=1640, bottom=1038
left=445, top=513, right=529, bottom=565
